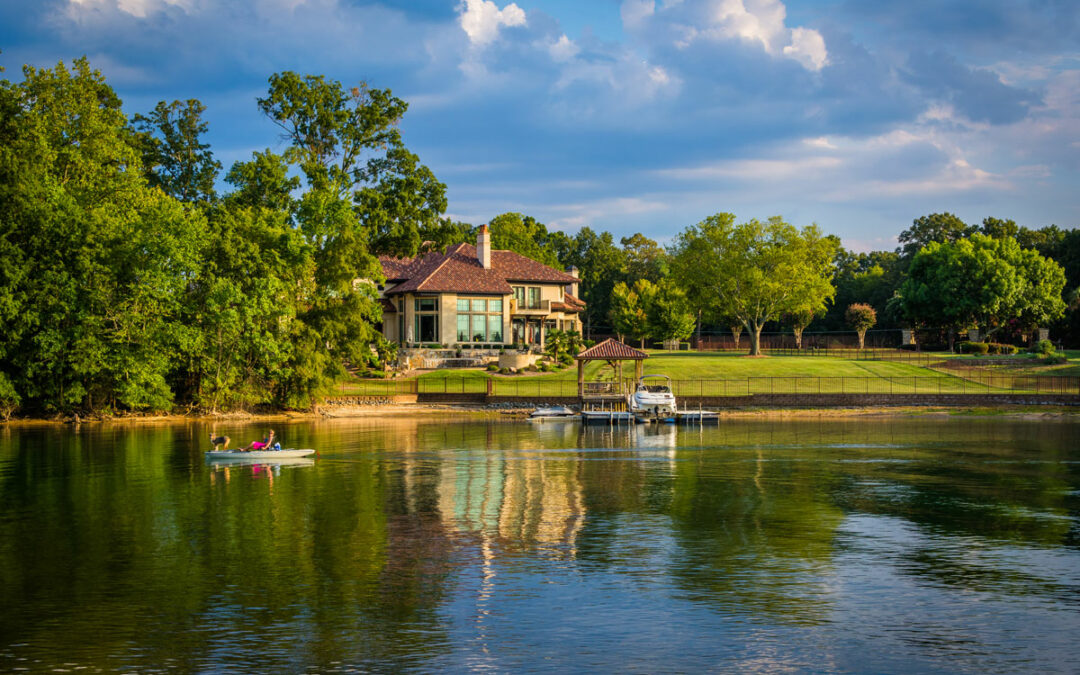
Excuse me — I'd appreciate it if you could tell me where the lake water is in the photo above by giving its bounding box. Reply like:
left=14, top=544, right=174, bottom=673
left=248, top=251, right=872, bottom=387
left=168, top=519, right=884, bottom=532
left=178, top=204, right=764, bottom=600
left=1, top=416, right=1079, bottom=673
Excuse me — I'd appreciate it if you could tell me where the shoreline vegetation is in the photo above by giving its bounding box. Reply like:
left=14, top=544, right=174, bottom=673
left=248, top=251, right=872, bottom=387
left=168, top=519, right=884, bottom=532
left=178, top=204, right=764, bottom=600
left=5, top=403, right=1078, bottom=427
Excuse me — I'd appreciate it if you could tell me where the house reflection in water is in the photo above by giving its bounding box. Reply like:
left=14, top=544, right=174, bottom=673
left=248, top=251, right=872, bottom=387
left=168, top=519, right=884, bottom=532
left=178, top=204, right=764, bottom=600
left=435, top=439, right=586, bottom=557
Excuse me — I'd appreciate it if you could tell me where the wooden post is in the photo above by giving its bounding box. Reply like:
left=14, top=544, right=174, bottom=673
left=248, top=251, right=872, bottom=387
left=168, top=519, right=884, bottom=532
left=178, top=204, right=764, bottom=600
left=577, top=359, right=584, bottom=399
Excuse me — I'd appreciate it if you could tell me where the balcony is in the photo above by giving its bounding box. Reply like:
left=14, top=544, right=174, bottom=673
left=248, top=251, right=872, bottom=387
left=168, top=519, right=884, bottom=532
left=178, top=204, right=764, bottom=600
left=510, top=298, right=551, bottom=315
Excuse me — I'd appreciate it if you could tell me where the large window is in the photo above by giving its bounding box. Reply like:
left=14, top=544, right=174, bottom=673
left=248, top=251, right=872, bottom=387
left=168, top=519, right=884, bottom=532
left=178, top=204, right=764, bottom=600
left=512, top=286, right=542, bottom=309
left=413, top=297, right=438, bottom=343
left=456, top=297, right=503, bottom=343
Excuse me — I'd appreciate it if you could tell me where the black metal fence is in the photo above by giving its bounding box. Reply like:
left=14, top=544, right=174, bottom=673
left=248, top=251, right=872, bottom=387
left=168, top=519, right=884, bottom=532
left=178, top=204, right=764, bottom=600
left=334, top=374, right=1080, bottom=398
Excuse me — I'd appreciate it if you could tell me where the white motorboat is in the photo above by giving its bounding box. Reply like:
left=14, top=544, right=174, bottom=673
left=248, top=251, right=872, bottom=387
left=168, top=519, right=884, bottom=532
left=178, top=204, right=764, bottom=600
left=629, top=375, right=677, bottom=422
left=205, top=448, right=316, bottom=460
left=528, top=405, right=578, bottom=421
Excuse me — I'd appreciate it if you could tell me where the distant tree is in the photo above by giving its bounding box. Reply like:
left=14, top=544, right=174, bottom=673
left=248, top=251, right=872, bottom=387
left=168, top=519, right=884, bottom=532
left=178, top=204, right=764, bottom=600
left=845, top=304, right=877, bottom=349
left=821, top=248, right=902, bottom=330
left=562, top=228, right=626, bottom=338
left=785, top=309, right=817, bottom=350
left=978, top=216, right=1020, bottom=240
left=896, top=234, right=1066, bottom=345
left=486, top=212, right=561, bottom=268
left=609, top=280, right=655, bottom=347
left=898, top=212, right=975, bottom=260
left=225, top=149, right=300, bottom=212
left=357, top=145, right=447, bottom=257
left=621, top=233, right=668, bottom=283
left=646, top=280, right=696, bottom=343
left=256, top=71, right=422, bottom=407
left=132, top=98, right=222, bottom=202
left=670, top=214, right=838, bottom=355
left=418, top=218, right=475, bottom=253
left=0, top=58, right=205, bottom=413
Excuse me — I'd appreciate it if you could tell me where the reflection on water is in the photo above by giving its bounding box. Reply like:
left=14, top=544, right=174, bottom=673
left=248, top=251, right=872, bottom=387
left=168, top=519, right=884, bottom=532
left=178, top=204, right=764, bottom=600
left=1, top=417, right=1079, bottom=672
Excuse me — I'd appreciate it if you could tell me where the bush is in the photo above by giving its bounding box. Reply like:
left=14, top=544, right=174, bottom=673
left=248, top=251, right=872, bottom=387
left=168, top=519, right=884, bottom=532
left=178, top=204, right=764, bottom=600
left=1034, top=339, right=1055, bottom=356
left=1043, top=354, right=1068, bottom=365
left=960, top=341, right=990, bottom=355
left=986, top=343, right=1018, bottom=355
left=499, top=367, right=510, bottom=375
left=487, top=363, right=499, bottom=372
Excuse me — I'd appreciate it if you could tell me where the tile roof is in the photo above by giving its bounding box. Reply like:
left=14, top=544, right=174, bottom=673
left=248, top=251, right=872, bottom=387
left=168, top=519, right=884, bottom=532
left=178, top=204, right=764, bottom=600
left=552, top=292, right=586, bottom=313
left=381, top=243, right=583, bottom=296
left=575, top=338, right=648, bottom=361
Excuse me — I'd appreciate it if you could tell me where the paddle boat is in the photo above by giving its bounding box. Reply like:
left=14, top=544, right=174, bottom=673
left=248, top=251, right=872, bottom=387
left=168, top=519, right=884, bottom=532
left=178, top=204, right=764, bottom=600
left=205, top=448, right=316, bottom=460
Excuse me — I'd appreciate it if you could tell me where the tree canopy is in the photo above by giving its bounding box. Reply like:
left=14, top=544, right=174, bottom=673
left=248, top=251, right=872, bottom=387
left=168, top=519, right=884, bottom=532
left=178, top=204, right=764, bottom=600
left=670, top=214, right=838, bottom=355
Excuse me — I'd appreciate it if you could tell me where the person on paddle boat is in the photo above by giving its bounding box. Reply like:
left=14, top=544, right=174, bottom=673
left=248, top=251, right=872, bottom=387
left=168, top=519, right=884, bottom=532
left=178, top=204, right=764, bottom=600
left=238, top=429, right=276, bottom=452
left=209, top=432, right=231, bottom=450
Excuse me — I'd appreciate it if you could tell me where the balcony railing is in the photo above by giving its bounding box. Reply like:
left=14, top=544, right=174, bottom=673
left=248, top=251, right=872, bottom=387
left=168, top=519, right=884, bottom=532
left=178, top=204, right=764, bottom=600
left=509, top=298, right=550, bottom=314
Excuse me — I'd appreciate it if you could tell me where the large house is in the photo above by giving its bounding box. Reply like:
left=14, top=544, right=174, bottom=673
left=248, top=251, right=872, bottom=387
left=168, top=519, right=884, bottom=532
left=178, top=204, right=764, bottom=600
left=378, top=225, right=585, bottom=348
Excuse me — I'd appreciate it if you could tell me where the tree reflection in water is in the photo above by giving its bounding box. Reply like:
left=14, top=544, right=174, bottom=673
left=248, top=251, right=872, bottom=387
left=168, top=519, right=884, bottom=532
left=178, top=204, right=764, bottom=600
left=0, top=417, right=1078, bottom=672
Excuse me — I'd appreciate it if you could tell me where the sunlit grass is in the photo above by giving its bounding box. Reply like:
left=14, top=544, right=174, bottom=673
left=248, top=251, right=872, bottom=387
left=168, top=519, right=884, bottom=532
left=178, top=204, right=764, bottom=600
left=335, top=351, right=1079, bottom=396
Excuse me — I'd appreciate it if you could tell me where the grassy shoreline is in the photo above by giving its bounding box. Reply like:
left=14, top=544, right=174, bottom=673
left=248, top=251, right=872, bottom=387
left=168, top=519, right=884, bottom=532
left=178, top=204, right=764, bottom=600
left=4, top=403, right=1078, bottom=427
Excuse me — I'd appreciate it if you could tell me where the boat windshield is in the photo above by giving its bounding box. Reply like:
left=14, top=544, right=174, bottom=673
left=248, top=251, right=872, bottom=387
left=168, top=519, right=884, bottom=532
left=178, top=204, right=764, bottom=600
left=638, top=384, right=672, bottom=393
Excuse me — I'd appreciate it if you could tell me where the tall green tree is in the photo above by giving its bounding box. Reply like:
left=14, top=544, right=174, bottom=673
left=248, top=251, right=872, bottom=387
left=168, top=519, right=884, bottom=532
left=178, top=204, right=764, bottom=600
left=898, top=212, right=975, bottom=261
left=646, top=280, right=696, bottom=343
left=670, top=214, right=838, bottom=355
left=486, top=212, right=562, bottom=267
left=609, top=280, right=653, bottom=347
left=0, top=58, right=205, bottom=413
left=896, top=234, right=1066, bottom=344
left=256, top=72, right=431, bottom=407
left=131, top=99, right=221, bottom=202
left=621, top=233, right=668, bottom=283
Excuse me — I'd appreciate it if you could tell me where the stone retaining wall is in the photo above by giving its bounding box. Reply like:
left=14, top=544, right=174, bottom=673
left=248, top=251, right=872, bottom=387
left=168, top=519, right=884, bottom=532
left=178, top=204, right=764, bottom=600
left=323, top=395, right=418, bottom=405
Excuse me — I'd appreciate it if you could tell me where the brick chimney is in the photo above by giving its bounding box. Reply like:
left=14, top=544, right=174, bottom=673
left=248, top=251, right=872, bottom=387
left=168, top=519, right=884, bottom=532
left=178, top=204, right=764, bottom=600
left=568, top=265, right=579, bottom=297
left=477, top=223, right=491, bottom=269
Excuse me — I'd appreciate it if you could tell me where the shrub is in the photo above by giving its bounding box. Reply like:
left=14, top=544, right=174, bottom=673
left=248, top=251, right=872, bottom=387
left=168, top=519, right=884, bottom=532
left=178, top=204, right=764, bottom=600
left=1034, top=339, right=1055, bottom=356
left=487, top=363, right=499, bottom=372
left=960, top=341, right=989, bottom=355
left=1043, top=354, right=1068, bottom=365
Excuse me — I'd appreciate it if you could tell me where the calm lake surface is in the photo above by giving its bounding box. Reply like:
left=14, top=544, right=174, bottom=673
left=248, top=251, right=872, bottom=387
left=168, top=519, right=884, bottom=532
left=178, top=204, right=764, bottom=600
left=1, top=416, right=1079, bottom=673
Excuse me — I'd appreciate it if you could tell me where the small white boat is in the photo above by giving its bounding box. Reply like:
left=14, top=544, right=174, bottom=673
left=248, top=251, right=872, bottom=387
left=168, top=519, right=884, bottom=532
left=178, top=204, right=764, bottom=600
left=205, top=448, right=316, bottom=460
left=629, top=375, right=677, bottom=422
left=528, top=405, right=578, bottom=421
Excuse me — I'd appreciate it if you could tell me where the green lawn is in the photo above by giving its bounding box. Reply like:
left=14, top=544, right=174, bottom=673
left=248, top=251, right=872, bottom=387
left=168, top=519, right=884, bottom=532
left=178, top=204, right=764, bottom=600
left=336, top=351, right=1079, bottom=397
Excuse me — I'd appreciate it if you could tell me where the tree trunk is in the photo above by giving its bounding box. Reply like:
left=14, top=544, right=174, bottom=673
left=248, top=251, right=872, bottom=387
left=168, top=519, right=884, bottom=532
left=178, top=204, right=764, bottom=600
left=794, top=327, right=804, bottom=350
left=857, top=328, right=866, bottom=350
left=748, top=322, right=763, bottom=356
left=947, top=328, right=955, bottom=352
left=731, top=324, right=742, bottom=351
left=696, top=309, right=702, bottom=350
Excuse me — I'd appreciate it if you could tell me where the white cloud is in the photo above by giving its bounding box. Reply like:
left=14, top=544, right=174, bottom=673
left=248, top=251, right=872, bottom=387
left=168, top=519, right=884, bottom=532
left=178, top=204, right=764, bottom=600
left=620, top=0, right=655, bottom=30
left=548, top=34, right=579, bottom=62
left=628, top=0, right=829, bottom=72
left=784, top=26, right=827, bottom=71
left=458, top=0, right=526, bottom=47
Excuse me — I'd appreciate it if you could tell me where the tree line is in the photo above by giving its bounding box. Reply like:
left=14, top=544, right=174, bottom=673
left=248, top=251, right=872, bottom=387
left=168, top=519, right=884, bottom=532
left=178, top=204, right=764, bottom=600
left=1, top=56, right=1076, bottom=417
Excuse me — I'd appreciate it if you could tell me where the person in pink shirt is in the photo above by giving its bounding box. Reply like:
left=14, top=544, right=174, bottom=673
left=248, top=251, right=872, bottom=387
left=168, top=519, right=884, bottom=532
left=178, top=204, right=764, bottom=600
left=238, top=429, right=276, bottom=452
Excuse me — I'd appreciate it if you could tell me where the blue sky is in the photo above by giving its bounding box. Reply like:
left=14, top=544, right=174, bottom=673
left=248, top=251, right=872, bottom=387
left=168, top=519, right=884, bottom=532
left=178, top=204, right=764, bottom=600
left=2, top=0, right=1078, bottom=251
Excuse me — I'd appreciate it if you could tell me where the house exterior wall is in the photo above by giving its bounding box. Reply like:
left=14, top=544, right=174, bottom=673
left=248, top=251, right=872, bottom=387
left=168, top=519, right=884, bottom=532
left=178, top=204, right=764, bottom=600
left=381, top=285, right=579, bottom=346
